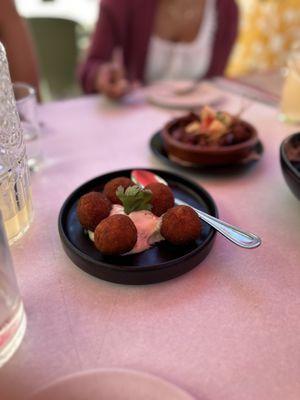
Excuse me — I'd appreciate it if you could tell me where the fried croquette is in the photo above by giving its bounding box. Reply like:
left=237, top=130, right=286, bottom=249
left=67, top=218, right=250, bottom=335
left=94, top=214, right=137, bottom=255
left=161, top=205, right=201, bottom=245
left=103, top=177, right=134, bottom=204
left=77, top=191, right=111, bottom=231
left=144, top=182, right=174, bottom=216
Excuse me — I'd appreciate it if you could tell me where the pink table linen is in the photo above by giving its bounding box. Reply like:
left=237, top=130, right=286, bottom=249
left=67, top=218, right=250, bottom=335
left=0, top=90, right=300, bottom=400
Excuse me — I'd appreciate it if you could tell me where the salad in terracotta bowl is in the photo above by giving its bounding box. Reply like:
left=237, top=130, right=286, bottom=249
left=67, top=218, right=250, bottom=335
left=161, top=106, right=258, bottom=166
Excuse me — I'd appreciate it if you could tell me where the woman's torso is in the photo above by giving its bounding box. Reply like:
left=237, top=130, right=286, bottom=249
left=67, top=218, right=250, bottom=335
left=145, top=0, right=217, bottom=83
left=80, top=0, right=239, bottom=93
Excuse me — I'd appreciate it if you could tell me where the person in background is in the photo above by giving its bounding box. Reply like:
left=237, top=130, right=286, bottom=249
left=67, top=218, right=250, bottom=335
left=0, top=0, right=39, bottom=91
left=80, top=0, right=239, bottom=99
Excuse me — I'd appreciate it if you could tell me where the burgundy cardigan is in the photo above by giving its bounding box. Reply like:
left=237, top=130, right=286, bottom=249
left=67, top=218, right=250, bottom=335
left=80, top=0, right=239, bottom=94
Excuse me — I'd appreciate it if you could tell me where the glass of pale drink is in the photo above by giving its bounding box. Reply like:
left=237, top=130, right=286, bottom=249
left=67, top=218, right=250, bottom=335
left=280, top=43, right=300, bottom=123
left=0, top=42, right=33, bottom=244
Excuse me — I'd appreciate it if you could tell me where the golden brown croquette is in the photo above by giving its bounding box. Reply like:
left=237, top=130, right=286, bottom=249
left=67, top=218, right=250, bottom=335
left=77, top=191, right=111, bottom=231
left=94, top=214, right=137, bottom=255
left=103, top=177, right=134, bottom=204
left=145, top=182, right=174, bottom=216
left=161, top=205, right=201, bottom=245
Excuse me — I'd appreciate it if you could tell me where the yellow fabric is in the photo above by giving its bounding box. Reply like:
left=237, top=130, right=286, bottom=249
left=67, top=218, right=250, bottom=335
left=227, top=0, right=300, bottom=76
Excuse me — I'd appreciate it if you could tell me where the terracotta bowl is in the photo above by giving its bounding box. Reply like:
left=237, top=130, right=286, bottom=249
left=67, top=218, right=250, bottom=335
left=280, top=132, right=300, bottom=200
left=161, top=114, right=259, bottom=166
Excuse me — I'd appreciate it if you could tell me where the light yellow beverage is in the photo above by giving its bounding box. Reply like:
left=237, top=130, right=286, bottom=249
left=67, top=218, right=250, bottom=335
left=280, top=52, right=300, bottom=123
left=2, top=200, right=33, bottom=244
left=0, top=163, right=33, bottom=244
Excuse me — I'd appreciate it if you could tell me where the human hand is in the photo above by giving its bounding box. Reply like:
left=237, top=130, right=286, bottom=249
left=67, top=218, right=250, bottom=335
left=95, top=48, right=131, bottom=99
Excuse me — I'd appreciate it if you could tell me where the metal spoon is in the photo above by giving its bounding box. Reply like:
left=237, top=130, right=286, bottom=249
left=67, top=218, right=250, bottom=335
left=131, top=170, right=261, bottom=249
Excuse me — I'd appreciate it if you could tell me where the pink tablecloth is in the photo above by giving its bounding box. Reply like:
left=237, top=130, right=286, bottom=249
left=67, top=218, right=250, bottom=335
left=1, top=89, right=300, bottom=400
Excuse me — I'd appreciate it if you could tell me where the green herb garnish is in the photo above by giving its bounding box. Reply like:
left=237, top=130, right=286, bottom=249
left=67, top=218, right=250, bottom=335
left=116, top=185, right=152, bottom=214
left=216, top=111, right=226, bottom=124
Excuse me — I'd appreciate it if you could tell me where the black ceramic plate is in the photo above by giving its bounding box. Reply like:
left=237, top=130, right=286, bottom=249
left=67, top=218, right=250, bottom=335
left=150, top=131, right=264, bottom=172
left=58, top=169, right=218, bottom=285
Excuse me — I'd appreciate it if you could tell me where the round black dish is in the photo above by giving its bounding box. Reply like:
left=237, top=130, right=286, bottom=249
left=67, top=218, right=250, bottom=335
left=58, top=168, right=218, bottom=285
left=280, top=132, right=300, bottom=200
left=150, top=131, right=263, bottom=171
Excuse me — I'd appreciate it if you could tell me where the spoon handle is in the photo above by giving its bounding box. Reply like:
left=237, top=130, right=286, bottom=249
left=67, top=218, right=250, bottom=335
left=175, top=198, right=261, bottom=249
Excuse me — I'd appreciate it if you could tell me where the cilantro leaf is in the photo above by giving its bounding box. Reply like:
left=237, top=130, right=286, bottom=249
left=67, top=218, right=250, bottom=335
left=116, top=185, right=153, bottom=214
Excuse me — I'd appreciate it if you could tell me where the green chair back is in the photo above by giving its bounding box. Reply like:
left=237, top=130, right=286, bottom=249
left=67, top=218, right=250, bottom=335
left=27, top=17, right=81, bottom=100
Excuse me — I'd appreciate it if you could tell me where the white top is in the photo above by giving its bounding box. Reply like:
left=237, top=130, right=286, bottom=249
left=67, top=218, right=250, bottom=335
left=145, top=0, right=217, bottom=83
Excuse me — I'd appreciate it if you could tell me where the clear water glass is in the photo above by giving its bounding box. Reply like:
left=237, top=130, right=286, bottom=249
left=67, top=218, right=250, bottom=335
left=13, top=82, right=42, bottom=171
left=0, top=211, right=26, bottom=367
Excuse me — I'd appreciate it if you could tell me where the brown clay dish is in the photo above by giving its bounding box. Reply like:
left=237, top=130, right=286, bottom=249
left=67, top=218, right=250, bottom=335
left=161, top=111, right=258, bottom=166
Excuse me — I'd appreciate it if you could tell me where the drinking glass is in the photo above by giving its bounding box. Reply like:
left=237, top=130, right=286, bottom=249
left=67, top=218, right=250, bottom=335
left=0, top=211, right=26, bottom=367
left=0, top=43, right=33, bottom=244
left=280, top=43, right=300, bottom=123
left=0, top=163, right=33, bottom=245
left=13, top=82, right=42, bottom=171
